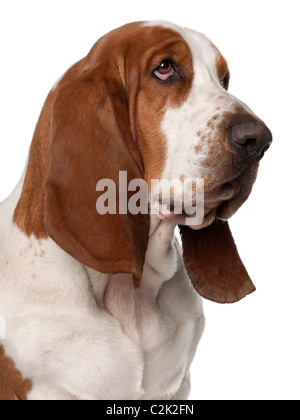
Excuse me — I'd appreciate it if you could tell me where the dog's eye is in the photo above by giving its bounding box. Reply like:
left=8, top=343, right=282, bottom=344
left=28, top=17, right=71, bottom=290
left=154, top=61, right=175, bottom=81
left=221, top=72, right=230, bottom=90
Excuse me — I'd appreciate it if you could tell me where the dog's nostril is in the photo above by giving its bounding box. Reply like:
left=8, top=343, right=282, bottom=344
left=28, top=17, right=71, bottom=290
left=244, top=138, right=257, bottom=152
left=229, top=116, right=272, bottom=162
left=258, top=141, right=272, bottom=161
left=262, top=142, right=272, bottom=154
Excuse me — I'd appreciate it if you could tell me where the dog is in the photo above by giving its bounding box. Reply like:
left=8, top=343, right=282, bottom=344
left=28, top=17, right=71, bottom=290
left=0, top=21, right=272, bottom=400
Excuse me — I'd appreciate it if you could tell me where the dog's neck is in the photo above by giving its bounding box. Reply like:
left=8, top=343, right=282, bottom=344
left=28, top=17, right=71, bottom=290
left=85, top=214, right=179, bottom=305
left=145, top=215, right=179, bottom=285
left=91, top=215, right=180, bottom=340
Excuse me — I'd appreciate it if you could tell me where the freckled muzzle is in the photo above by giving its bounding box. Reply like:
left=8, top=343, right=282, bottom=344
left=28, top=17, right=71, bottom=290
left=201, top=110, right=272, bottom=222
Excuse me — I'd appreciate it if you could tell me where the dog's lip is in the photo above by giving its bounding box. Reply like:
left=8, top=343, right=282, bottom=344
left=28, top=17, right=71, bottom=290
left=153, top=181, right=242, bottom=219
left=228, top=182, right=242, bottom=201
left=205, top=179, right=242, bottom=221
left=152, top=175, right=244, bottom=221
left=216, top=181, right=245, bottom=220
left=205, top=179, right=241, bottom=206
left=204, top=199, right=223, bottom=210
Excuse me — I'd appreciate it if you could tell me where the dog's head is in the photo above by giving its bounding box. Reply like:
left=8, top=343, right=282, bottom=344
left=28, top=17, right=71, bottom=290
left=14, top=22, right=272, bottom=303
left=135, top=22, right=272, bottom=226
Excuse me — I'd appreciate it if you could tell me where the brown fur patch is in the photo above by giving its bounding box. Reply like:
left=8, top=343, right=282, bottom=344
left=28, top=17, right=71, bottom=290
left=13, top=90, right=54, bottom=239
left=0, top=346, right=32, bottom=400
left=180, top=222, right=255, bottom=303
left=215, top=49, right=230, bottom=90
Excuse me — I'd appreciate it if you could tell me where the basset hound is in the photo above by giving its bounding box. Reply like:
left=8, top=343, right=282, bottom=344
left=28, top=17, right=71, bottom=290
left=0, top=21, right=272, bottom=400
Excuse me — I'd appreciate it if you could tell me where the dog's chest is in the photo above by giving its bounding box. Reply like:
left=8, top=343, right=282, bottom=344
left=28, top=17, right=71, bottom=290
left=102, top=270, right=203, bottom=399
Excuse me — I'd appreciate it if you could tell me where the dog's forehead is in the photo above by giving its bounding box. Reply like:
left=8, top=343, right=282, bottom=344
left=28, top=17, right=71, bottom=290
left=144, top=21, right=220, bottom=75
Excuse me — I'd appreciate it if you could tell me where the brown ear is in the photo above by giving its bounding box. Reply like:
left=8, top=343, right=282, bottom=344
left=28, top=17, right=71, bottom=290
left=44, top=73, right=150, bottom=285
left=179, top=221, right=256, bottom=303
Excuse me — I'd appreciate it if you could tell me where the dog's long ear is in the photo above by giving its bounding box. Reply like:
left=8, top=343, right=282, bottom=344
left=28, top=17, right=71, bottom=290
left=44, top=73, right=150, bottom=286
left=180, top=221, right=256, bottom=303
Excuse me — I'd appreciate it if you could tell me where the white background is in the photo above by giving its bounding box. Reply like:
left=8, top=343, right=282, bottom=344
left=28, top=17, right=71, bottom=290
left=0, top=0, right=299, bottom=400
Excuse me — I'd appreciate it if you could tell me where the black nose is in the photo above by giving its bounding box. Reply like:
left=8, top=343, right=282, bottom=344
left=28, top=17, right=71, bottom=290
left=229, top=116, right=272, bottom=161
